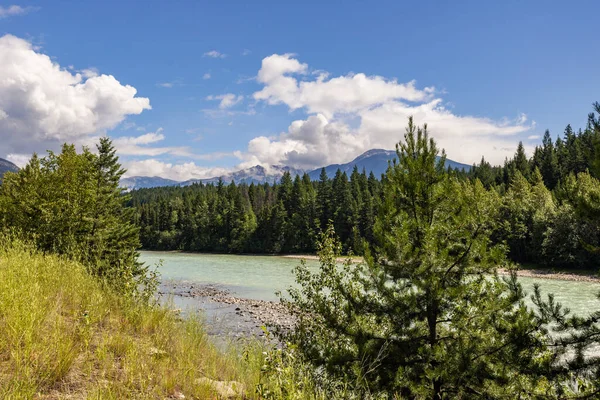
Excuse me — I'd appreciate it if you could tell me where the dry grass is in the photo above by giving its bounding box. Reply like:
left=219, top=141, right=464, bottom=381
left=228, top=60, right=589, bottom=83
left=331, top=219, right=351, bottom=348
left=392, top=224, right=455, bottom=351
left=0, top=241, right=266, bottom=399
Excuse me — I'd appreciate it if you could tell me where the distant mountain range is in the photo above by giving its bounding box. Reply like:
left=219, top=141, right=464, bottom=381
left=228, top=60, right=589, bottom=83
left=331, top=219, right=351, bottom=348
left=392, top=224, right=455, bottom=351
left=0, top=158, right=19, bottom=181
left=121, top=149, right=472, bottom=190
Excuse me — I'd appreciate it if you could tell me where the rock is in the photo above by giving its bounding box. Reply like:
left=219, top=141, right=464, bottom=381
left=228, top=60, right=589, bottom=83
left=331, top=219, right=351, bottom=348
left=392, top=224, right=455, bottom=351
left=195, top=377, right=246, bottom=398
left=149, top=346, right=168, bottom=358
left=172, top=391, right=186, bottom=399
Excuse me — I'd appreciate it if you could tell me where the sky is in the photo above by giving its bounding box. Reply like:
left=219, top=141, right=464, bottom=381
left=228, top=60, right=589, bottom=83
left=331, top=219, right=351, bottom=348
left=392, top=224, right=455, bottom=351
left=0, top=0, right=598, bottom=180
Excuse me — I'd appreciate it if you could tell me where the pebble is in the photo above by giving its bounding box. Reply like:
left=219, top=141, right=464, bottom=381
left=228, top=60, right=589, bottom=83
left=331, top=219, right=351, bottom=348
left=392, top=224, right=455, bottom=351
left=160, top=282, right=297, bottom=338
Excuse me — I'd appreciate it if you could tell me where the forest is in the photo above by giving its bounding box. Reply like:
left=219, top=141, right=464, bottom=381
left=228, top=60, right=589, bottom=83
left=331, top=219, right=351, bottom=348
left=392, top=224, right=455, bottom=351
left=130, top=102, right=600, bottom=270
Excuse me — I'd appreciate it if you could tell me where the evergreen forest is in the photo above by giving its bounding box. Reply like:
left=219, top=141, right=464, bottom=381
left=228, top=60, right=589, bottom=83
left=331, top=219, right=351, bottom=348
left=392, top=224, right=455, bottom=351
left=130, top=102, right=600, bottom=270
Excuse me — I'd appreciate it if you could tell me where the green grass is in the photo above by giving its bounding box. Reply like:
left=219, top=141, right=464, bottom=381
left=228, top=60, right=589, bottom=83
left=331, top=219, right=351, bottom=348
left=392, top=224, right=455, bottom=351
left=0, top=240, right=269, bottom=399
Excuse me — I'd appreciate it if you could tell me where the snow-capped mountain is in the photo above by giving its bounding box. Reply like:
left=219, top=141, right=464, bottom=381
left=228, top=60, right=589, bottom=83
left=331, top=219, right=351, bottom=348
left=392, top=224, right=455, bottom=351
left=120, top=149, right=472, bottom=190
left=181, top=165, right=304, bottom=186
left=307, top=149, right=471, bottom=180
left=121, top=165, right=304, bottom=190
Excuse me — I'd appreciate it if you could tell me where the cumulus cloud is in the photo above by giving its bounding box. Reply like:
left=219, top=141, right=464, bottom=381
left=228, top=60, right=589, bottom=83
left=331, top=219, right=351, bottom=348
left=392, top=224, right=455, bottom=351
left=206, top=93, right=244, bottom=109
left=6, top=153, right=31, bottom=167
left=0, top=34, right=151, bottom=158
left=112, top=129, right=192, bottom=157
left=243, top=53, right=535, bottom=167
left=203, top=50, right=226, bottom=58
left=0, top=5, right=37, bottom=18
left=122, top=159, right=230, bottom=181
left=253, top=53, right=434, bottom=118
left=235, top=114, right=366, bottom=170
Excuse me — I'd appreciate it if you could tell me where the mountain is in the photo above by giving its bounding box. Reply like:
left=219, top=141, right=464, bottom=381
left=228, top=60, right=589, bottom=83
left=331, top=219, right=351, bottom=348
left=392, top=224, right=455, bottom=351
left=120, top=176, right=180, bottom=190
left=121, top=165, right=305, bottom=190
left=120, top=149, right=471, bottom=190
left=307, top=149, right=471, bottom=180
left=0, top=158, right=19, bottom=181
left=182, top=165, right=304, bottom=186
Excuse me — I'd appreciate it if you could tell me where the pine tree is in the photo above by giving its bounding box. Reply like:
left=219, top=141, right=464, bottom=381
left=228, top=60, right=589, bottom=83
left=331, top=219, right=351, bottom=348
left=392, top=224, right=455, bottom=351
left=284, top=117, right=548, bottom=398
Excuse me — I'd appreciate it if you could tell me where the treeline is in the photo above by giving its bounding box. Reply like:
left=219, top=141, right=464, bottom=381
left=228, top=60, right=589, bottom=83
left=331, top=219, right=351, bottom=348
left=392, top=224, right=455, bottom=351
left=130, top=102, right=600, bottom=269
left=130, top=168, right=381, bottom=255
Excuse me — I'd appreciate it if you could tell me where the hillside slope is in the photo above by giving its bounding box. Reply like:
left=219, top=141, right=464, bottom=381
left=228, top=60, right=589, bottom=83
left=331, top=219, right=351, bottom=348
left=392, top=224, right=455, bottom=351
left=0, top=241, right=261, bottom=398
left=0, top=157, right=19, bottom=181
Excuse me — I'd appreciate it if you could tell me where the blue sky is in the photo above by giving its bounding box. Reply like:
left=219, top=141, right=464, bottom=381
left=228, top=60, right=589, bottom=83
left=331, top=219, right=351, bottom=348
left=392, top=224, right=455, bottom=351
left=0, top=0, right=598, bottom=179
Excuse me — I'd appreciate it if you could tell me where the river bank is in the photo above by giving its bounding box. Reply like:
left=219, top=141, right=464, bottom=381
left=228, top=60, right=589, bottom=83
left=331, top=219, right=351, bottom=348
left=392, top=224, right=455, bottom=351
left=497, top=267, right=600, bottom=282
left=158, top=282, right=295, bottom=340
left=284, top=254, right=600, bottom=283
left=158, top=267, right=600, bottom=342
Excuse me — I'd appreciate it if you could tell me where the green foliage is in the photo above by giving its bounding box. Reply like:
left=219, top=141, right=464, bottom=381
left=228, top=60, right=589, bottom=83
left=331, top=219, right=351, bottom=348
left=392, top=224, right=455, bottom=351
left=282, top=118, right=551, bottom=398
left=131, top=168, right=377, bottom=255
left=0, top=138, right=156, bottom=298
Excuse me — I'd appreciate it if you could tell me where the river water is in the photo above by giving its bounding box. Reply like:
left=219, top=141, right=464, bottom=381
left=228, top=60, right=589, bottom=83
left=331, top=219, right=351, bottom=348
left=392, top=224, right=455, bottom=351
left=140, top=251, right=600, bottom=337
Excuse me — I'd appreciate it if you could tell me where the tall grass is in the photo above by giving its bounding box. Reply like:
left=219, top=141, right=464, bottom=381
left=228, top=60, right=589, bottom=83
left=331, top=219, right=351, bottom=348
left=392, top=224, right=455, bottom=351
left=0, top=240, right=267, bottom=399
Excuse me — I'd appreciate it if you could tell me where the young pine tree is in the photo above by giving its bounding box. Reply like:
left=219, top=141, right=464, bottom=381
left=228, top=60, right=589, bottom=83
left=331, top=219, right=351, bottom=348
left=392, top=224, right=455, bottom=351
left=283, top=117, right=550, bottom=399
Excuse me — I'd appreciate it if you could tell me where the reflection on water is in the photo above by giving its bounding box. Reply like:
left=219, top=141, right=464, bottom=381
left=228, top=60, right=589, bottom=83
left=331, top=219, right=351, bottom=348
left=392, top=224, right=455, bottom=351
left=140, top=251, right=600, bottom=317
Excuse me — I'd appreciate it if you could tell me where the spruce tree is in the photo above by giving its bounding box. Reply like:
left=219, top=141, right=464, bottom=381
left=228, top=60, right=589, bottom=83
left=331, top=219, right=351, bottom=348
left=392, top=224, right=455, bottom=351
left=316, top=167, right=332, bottom=231
left=514, top=141, right=530, bottom=180
left=540, top=130, right=559, bottom=189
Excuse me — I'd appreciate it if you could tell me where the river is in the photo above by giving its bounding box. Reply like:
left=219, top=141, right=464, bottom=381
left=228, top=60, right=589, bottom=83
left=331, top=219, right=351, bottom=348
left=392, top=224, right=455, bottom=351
left=140, top=251, right=600, bottom=338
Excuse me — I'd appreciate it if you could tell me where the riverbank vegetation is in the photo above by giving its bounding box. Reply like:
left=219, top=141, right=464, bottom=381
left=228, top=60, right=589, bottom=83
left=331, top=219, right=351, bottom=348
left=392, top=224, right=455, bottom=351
left=2, top=104, right=600, bottom=398
left=130, top=103, right=600, bottom=271
left=0, top=240, right=266, bottom=399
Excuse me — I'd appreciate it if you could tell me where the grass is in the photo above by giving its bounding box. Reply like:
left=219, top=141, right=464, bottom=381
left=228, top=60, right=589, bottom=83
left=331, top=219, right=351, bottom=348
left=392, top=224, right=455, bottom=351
left=0, top=240, right=268, bottom=399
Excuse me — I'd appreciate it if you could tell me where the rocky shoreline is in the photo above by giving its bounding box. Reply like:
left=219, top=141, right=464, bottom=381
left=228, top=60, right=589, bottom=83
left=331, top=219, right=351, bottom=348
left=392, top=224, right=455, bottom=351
left=158, top=266, right=600, bottom=341
left=497, top=268, right=600, bottom=283
left=158, top=282, right=295, bottom=340
left=285, top=255, right=600, bottom=283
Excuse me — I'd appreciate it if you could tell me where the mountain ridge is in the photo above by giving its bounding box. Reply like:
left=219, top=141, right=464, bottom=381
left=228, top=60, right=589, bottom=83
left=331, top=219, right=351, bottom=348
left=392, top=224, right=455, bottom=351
left=0, top=158, right=19, bottom=181
left=120, top=149, right=472, bottom=190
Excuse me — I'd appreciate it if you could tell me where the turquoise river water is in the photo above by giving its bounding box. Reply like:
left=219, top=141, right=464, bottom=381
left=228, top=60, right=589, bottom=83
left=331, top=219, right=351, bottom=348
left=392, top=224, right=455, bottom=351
left=140, top=251, right=600, bottom=317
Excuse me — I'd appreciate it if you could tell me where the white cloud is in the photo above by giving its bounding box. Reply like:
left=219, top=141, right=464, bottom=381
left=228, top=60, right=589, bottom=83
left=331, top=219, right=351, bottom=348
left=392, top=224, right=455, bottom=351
left=235, top=114, right=365, bottom=170
left=203, top=50, right=226, bottom=59
left=80, top=68, right=99, bottom=78
left=206, top=93, right=244, bottom=109
left=253, top=53, right=434, bottom=118
left=157, top=79, right=184, bottom=88
left=244, top=53, right=535, bottom=167
left=203, top=73, right=211, bottom=80
left=6, top=153, right=30, bottom=167
left=112, top=130, right=190, bottom=157
left=528, top=135, right=541, bottom=140
left=242, top=49, right=251, bottom=56
left=122, top=159, right=230, bottom=181
left=0, top=34, right=151, bottom=158
left=0, top=5, right=37, bottom=18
